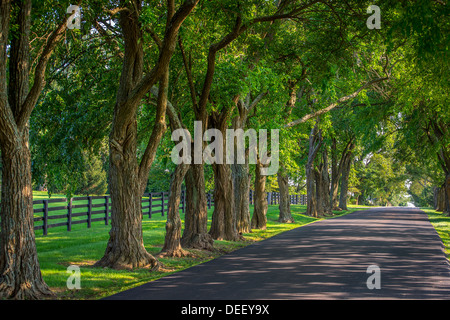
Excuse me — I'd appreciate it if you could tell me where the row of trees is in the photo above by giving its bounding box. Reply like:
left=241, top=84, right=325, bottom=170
left=0, top=0, right=448, bottom=299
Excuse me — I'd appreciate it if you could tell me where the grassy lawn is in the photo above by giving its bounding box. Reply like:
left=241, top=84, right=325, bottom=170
left=421, top=208, right=450, bottom=259
left=33, top=190, right=368, bottom=300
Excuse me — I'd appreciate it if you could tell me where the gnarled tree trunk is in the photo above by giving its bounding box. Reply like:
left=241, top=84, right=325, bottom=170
left=0, top=135, right=53, bottom=299
left=95, top=117, right=159, bottom=270
left=306, top=123, right=322, bottom=217
left=233, top=160, right=251, bottom=234
left=95, top=0, right=198, bottom=268
left=445, top=174, right=450, bottom=215
left=208, top=109, right=242, bottom=242
left=209, top=161, right=242, bottom=241
left=277, top=165, right=294, bottom=223
left=338, top=144, right=354, bottom=211
left=181, top=163, right=214, bottom=250
left=0, top=0, right=68, bottom=299
left=318, top=149, right=332, bottom=215
left=252, top=158, right=268, bottom=229
left=160, top=163, right=190, bottom=257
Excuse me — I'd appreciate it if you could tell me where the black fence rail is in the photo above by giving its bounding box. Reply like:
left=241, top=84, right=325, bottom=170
left=32, top=192, right=171, bottom=236
left=1, top=190, right=306, bottom=236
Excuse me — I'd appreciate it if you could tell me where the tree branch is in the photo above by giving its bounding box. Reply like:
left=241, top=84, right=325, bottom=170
left=285, top=77, right=389, bottom=128
left=126, top=0, right=199, bottom=110
left=248, top=90, right=269, bottom=112
left=178, top=35, right=198, bottom=112
left=16, top=12, right=69, bottom=132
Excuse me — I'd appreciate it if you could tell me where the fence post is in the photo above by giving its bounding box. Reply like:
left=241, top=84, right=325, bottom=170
left=87, top=196, right=92, bottom=228
left=105, top=195, right=109, bottom=225
left=149, top=193, right=153, bottom=218
left=181, top=190, right=185, bottom=214
left=161, top=192, right=165, bottom=216
left=43, top=200, right=48, bottom=236
left=68, top=198, right=72, bottom=231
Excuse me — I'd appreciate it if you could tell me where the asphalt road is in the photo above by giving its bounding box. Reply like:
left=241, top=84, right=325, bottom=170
left=105, top=207, right=450, bottom=300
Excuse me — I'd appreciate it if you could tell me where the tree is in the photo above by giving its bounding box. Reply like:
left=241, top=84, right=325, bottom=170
left=76, top=151, right=108, bottom=196
left=0, top=0, right=74, bottom=299
left=94, top=0, right=199, bottom=270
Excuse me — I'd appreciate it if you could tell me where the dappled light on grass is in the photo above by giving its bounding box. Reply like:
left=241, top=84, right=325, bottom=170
left=422, top=208, right=450, bottom=259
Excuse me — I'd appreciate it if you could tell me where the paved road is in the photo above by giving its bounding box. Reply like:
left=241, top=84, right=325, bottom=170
left=105, top=207, right=450, bottom=300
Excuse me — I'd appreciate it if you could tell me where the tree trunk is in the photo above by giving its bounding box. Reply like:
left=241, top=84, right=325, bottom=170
left=209, top=162, right=242, bottom=241
left=314, top=168, right=324, bottom=216
left=159, top=163, right=190, bottom=257
left=181, top=163, right=214, bottom=250
left=94, top=0, right=197, bottom=268
left=0, top=136, right=54, bottom=299
left=0, top=0, right=68, bottom=299
left=306, top=164, right=318, bottom=217
left=252, top=159, right=268, bottom=229
left=330, top=137, right=340, bottom=210
left=95, top=120, right=159, bottom=270
left=330, top=138, right=353, bottom=210
left=445, top=174, right=450, bottom=215
left=306, top=123, right=322, bottom=217
left=434, top=186, right=439, bottom=210
left=436, top=185, right=445, bottom=212
left=277, top=166, right=294, bottom=223
left=339, top=152, right=352, bottom=211
left=319, top=149, right=332, bottom=215
left=233, top=161, right=251, bottom=234
left=208, top=108, right=242, bottom=241
left=230, top=91, right=267, bottom=234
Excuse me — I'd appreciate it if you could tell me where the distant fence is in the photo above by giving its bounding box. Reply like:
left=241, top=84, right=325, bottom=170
left=1, top=190, right=306, bottom=236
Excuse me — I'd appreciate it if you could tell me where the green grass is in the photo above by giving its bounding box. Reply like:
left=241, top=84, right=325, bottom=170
left=421, top=208, right=450, bottom=259
left=32, top=192, right=369, bottom=300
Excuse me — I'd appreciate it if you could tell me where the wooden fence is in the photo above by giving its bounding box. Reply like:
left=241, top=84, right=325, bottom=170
left=2, top=190, right=306, bottom=236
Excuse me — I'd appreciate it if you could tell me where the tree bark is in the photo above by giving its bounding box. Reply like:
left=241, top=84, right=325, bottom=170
left=95, top=2, right=159, bottom=270
left=434, top=186, right=440, bottom=210
left=252, top=159, right=268, bottom=229
left=338, top=148, right=354, bottom=211
left=233, top=161, right=251, bottom=234
left=0, top=136, right=53, bottom=299
left=159, top=87, right=191, bottom=257
left=95, top=116, right=159, bottom=269
left=159, top=163, right=190, bottom=257
left=330, top=137, right=353, bottom=210
left=230, top=92, right=267, bottom=234
left=209, top=162, right=242, bottom=241
left=306, top=123, right=322, bottom=217
left=319, top=149, right=332, bottom=215
left=95, top=0, right=198, bottom=268
left=208, top=108, right=242, bottom=241
left=330, top=137, right=340, bottom=210
left=277, top=165, right=294, bottom=223
left=181, top=162, right=214, bottom=250
left=0, top=0, right=68, bottom=299
left=436, top=185, right=445, bottom=212
left=445, top=174, right=450, bottom=215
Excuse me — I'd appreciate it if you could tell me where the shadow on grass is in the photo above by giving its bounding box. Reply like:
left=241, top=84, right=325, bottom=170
left=421, top=208, right=450, bottom=259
